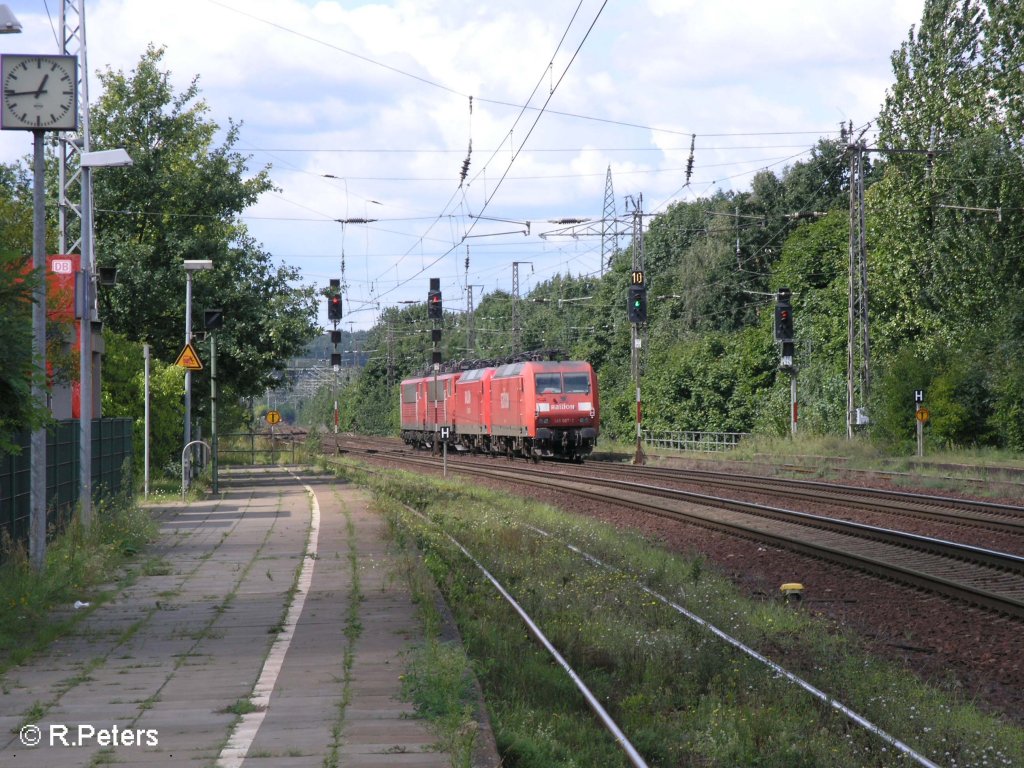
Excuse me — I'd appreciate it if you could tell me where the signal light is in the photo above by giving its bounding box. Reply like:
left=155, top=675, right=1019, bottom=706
left=204, top=308, right=224, bottom=331
left=327, top=278, right=342, bottom=321
left=428, top=289, right=443, bottom=319
left=327, top=293, right=342, bottom=321
left=774, top=287, right=793, bottom=341
left=627, top=285, right=647, bottom=324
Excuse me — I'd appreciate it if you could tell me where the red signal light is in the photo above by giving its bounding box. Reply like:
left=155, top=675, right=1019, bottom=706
left=327, top=293, right=342, bottom=320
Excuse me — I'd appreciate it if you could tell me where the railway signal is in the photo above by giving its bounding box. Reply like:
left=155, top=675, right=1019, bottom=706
left=428, top=277, right=443, bottom=320
left=327, top=278, right=342, bottom=321
left=627, top=284, right=647, bottom=323
left=773, top=287, right=798, bottom=436
left=204, top=308, right=224, bottom=331
left=774, top=287, right=793, bottom=342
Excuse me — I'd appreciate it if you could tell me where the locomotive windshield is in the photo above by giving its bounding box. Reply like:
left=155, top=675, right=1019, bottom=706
left=535, top=373, right=590, bottom=394
left=536, top=374, right=562, bottom=393
left=563, top=373, right=590, bottom=394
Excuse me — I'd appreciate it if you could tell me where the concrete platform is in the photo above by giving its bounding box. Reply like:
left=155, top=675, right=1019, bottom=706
left=0, top=465, right=499, bottom=767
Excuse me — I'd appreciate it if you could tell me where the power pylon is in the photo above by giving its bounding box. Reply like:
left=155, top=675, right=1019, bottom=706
left=601, top=165, right=617, bottom=276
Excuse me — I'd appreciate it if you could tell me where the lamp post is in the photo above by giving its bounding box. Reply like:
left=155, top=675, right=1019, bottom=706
left=0, top=5, right=21, bottom=34
left=183, top=259, right=213, bottom=480
left=78, top=148, right=132, bottom=529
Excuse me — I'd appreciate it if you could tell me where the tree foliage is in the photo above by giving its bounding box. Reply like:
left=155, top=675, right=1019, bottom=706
left=868, top=0, right=1024, bottom=447
left=0, top=165, right=58, bottom=451
left=88, top=46, right=320, bottom=423
left=101, top=331, right=184, bottom=470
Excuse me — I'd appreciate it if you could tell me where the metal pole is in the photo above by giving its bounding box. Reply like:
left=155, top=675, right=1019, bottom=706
left=790, top=370, right=798, bottom=436
left=847, top=144, right=857, bottom=439
left=629, top=197, right=646, bottom=466
left=857, top=148, right=871, bottom=405
left=211, top=332, right=218, bottom=494
left=916, top=403, right=923, bottom=458
left=184, top=271, right=193, bottom=481
left=144, top=343, right=150, bottom=499
left=30, top=130, right=47, bottom=572
left=79, top=164, right=93, bottom=527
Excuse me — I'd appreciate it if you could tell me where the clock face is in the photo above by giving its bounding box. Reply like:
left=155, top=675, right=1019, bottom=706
left=1, top=55, right=78, bottom=131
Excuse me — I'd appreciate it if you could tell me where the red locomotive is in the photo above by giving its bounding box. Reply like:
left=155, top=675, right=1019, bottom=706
left=400, top=359, right=599, bottom=462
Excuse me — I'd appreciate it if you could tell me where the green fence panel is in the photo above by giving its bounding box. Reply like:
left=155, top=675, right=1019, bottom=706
left=49, top=421, right=79, bottom=532
left=0, top=418, right=133, bottom=555
left=0, top=430, right=31, bottom=547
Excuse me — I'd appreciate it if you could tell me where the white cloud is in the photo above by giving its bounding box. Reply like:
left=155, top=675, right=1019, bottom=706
left=0, top=0, right=926, bottom=328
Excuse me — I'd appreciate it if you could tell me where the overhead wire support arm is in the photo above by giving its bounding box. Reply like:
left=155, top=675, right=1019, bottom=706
left=540, top=219, right=631, bottom=240
left=464, top=214, right=530, bottom=238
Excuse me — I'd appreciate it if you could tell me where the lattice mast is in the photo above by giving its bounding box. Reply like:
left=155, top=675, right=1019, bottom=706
left=845, top=123, right=871, bottom=438
left=628, top=194, right=646, bottom=465
left=58, top=0, right=89, bottom=256
left=511, top=261, right=522, bottom=354
left=600, top=165, right=617, bottom=276
left=465, top=251, right=476, bottom=356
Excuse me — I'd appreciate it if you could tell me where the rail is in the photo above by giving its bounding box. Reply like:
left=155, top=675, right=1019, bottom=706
left=642, top=429, right=749, bottom=452
left=336, top=447, right=1024, bottom=619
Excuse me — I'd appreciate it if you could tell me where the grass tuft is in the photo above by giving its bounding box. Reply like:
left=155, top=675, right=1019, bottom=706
left=0, top=494, right=157, bottom=671
left=326, top=462, right=1024, bottom=768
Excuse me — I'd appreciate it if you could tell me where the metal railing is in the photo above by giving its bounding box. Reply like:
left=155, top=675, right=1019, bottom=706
left=642, top=429, right=749, bottom=452
left=216, top=432, right=297, bottom=466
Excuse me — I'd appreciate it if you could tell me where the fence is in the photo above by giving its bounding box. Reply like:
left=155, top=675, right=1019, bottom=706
left=0, top=418, right=133, bottom=551
left=642, top=429, right=749, bottom=453
left=217, top=431, right=298, bottom=466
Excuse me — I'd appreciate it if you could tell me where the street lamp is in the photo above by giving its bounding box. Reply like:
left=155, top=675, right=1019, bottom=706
left=78, top=148, right=132, bottom=529
left=0, top=5, right=22, bottom=34
left=183, top=259, right=213, bottom=481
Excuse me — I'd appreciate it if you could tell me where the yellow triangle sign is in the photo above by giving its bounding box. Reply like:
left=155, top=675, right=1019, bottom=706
left=175, top=342, right=203, bottom=371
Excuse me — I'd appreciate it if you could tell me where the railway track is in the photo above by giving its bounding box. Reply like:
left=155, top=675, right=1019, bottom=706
left=575, top=462, right=1024, bottom=537
left=326, top=438, right=1024, bottom=621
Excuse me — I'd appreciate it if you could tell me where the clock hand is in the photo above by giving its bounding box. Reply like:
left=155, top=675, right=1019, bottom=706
left=5, top=88, right=48, bottom=97
left=32, top=75, right=49, bottom=98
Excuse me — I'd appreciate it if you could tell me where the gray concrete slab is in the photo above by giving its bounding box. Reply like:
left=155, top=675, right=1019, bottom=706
left=0, top=465, right=500, bottom=768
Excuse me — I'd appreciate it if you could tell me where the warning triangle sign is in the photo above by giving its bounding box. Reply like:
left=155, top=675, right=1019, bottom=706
left=175, top=342, right=203, bottom=371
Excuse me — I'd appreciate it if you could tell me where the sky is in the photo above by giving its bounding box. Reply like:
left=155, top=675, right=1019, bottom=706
left=0, top=0, right=925, bottom=331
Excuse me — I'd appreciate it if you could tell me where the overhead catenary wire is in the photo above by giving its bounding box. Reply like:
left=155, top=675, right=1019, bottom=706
left=367, top=0, right=612, bottom=303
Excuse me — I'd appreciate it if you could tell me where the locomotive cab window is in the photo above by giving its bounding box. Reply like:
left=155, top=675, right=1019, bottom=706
left=402, top=384, right=417, bottom=403
left=535, top=374, right=562, bottom=394
left=563, top=374, right=590, bottom=394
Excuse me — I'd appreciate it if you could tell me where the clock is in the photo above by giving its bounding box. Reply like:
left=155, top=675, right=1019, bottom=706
left=1, top=54, right=78, bottom=131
